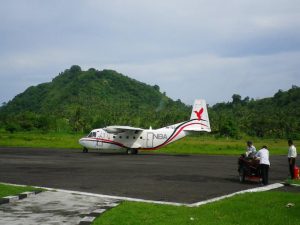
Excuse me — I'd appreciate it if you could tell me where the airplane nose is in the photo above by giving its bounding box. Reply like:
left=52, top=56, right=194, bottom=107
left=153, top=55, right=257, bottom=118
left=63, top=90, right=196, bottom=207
left=79, top=138, right=85, bottom=146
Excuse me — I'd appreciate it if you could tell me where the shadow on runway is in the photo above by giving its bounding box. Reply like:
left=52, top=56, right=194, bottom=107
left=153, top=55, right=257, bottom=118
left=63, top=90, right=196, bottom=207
left=224, top=177, right=260, bottom=185
left=78, top=150, right=191, bottom=157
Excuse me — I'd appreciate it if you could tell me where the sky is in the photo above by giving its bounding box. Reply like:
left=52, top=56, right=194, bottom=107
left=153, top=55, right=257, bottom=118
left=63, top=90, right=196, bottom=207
left=0, top=0, right=300, bottom=106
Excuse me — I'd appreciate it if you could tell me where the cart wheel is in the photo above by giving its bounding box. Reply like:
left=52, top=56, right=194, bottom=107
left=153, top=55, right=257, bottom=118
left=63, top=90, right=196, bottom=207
left=239, top=169, right=245, bottom=183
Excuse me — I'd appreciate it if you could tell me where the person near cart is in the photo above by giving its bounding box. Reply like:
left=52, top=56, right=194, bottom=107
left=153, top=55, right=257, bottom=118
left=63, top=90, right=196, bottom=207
left=255, top=145, right=270, bottom=185
left=246, top=141, right=256, bottom=157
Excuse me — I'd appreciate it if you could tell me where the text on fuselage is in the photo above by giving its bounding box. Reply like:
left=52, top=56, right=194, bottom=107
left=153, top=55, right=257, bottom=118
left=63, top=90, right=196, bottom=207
left=154, top=134, right=168, bottom=139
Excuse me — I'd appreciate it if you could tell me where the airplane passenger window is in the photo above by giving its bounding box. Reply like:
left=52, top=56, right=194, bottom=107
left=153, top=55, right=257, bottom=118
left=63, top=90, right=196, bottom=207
left=140, top=137, right=143, bottom=139
left=119, top=136, right=122, bottom=139
left=113, top=136, right=116, bottom=138
left=126, top=136, right=129, bottom=139
left=133, top=137, right=136, bottom=139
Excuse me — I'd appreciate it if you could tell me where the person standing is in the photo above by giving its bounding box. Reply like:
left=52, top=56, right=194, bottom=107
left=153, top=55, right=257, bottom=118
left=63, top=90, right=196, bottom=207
left=246, top=141, right=256, bottom=157
left=255, top=146, right=270, bottom=185
left=288, top=140, right=297, bottom=179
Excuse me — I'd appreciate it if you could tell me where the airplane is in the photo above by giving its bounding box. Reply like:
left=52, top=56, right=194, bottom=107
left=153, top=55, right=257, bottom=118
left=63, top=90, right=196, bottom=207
left=79, top=99, right=211, bottom=154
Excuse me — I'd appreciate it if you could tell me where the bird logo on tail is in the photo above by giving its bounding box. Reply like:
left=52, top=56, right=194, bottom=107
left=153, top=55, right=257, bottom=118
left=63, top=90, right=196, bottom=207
left=194, top=108, right=204, bottom=120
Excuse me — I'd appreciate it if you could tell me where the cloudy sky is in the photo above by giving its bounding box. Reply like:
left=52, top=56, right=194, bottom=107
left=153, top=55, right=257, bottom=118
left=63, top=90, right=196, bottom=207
left=1, top=0, right=299, bottom=105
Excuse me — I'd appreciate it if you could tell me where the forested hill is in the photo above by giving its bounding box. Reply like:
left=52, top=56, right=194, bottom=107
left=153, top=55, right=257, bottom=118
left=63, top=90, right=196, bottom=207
left=209, top=85, right=300, bottom=139
left=0, top=65, right=190, bottom=132
left=0, top=65, right=299, bottom=139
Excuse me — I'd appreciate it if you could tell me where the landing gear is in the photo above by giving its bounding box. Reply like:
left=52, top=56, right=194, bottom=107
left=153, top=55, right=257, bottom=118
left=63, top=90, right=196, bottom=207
left=127, top=149, right=138, bottom=155
left=83, top=147, right=88, bottom=153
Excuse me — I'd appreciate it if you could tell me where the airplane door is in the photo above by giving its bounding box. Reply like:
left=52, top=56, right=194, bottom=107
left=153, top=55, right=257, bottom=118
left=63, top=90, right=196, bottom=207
left=96, top=131, right=103, bottom=148
left=96, top=140, right=103, bottom=148
left=147, top=133, right=154, bottom=148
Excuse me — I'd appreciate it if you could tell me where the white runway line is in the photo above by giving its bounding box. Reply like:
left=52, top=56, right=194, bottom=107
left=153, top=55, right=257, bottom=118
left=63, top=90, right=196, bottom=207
left=35, top=186, right=187, bottom=206
left=0, top=182, right=284, bottom=207
left=189, top=183, right=284, bottom=207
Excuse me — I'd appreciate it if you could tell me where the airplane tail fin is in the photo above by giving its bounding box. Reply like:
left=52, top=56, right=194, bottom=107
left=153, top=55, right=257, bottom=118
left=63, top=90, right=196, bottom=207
left=184, top=99, right=211, bottom=132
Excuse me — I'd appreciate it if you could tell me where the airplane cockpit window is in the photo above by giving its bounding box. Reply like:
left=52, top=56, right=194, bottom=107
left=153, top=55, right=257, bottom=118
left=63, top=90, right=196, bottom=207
left=87, top=132, right=97, bottom=137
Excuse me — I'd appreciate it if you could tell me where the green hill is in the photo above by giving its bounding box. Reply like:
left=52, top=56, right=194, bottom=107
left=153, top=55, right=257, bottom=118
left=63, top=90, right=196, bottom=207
left=0, top=65, right=190, bottom=132
left=210, top=85, right=300, bottom=139
left=1, top=65, right=299, bottom=139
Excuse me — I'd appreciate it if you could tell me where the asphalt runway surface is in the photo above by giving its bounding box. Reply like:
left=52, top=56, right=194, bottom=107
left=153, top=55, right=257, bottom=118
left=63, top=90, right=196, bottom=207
left=0, top=147, right=289, bottom=204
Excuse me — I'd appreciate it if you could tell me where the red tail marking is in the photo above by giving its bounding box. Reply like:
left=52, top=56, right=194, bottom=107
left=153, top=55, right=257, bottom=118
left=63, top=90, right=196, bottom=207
left=194, top=108, right=204, bottom=120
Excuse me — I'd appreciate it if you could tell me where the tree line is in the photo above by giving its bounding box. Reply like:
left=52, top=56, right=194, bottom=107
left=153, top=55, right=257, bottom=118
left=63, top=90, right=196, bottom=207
left=0, top=66, right=299, bottom=139
left=209, top=85, right=300, bottom=139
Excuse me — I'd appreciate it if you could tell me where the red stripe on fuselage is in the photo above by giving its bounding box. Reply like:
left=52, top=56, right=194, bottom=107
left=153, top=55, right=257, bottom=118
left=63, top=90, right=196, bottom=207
left=81, top=121, right=207, bottom=151
left=143, top=121, right=207, bottom=150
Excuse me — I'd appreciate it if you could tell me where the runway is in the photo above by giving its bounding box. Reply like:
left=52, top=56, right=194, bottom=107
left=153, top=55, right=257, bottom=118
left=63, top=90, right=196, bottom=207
left=0, top=147, right=288, bottom=204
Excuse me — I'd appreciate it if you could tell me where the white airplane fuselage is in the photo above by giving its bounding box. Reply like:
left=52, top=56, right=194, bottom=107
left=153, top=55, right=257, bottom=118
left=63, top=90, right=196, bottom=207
left=79, top=122, right=190, bottom=151
left=79, top=99, right=211, bottom=153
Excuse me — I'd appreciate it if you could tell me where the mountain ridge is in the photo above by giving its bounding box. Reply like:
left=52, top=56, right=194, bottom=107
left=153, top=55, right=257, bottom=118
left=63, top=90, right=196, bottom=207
left=0, top=65, right=190, bottom=132
left=0, top=65, right=299, bottom=139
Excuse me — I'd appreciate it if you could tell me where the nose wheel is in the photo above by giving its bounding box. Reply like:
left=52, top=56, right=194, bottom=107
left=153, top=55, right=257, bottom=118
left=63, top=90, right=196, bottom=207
left=127, top=149, right=138, bottom=155
left=83, top=147, right=88, bottom=153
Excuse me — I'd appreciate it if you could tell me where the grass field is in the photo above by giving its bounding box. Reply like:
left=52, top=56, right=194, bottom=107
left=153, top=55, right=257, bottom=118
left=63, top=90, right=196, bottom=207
left=0, top=131, right=292, bottom=155
left=156, top=135, right=289, bottom=155
left=0, top=131, right=82, bottom=149
left=0, top=183, right=43, bottom=198
left=92, top=191, right=300, bottom=225
left=286, top=179, right=300, bottom=185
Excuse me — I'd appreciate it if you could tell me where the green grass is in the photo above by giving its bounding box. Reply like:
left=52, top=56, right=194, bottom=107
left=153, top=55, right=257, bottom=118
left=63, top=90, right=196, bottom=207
left=0, top=131, right=83, bottom=149
left=0, top=131, right=291, bottom=155
left=286, top=179, right=300, bottom=185
left=0, top=183, right=43, bottom=198
left=92, top=191, right=300, bottom=225
left=291, top=179, right=300, bottom=185
left=154, top=136, right=289, bottom=155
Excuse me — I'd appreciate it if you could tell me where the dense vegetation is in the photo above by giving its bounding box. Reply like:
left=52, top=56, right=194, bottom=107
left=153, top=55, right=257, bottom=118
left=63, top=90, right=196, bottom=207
left=0, top=65, right=299, bottom=139
left=209, top=86, right=300, bottom=139
left=0, top=66, right=189, bottom=133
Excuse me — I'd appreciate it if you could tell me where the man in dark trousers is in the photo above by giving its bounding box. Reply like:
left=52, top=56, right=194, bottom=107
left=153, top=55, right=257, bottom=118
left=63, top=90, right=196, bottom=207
left=288, top=139, right=297, bottom=179
left=255, top=146, right=270, bottom=185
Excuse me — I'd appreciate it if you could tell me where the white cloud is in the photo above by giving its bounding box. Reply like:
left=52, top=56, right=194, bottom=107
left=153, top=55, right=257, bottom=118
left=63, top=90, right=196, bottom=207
left=103, top=51, right=300, bottom=104
left=0, top=0, right=300, bottom=105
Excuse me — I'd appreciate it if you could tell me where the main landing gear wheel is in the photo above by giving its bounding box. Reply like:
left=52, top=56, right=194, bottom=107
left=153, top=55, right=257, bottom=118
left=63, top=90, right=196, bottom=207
left=127, top=149, right=138, bottom=155
left=83, top=147, right=88, bottom=153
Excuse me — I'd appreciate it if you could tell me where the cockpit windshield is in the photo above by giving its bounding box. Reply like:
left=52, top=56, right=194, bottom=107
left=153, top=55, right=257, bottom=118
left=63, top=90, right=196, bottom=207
left=87, top=132, right=96, bottom=137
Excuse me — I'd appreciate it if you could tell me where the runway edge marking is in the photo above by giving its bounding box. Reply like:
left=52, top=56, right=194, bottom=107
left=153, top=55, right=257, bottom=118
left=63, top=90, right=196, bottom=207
left=0, top=182, right=284, bottom=207
left=0, top=182, right=186, bottom=206
left=189, top=183, right=284, bottom=207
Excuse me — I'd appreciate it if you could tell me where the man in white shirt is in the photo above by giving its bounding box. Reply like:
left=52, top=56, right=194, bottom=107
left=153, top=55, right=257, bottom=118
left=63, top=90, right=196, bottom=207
left=255, top=145, right=270, bottom=185
left=246, top=141, right=256, bottom=157
left=288, top=140, right=297, bottom=179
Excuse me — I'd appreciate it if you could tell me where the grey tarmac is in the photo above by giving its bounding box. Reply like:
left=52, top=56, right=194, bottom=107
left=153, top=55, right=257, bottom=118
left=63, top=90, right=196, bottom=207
left=0, top=190, right=119, bottom=225
left=0, top=147, right=289, bottom=204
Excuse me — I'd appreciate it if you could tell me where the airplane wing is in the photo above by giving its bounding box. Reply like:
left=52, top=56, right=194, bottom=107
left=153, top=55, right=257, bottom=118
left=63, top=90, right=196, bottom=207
left=103, top=125, right=144, bottom=134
